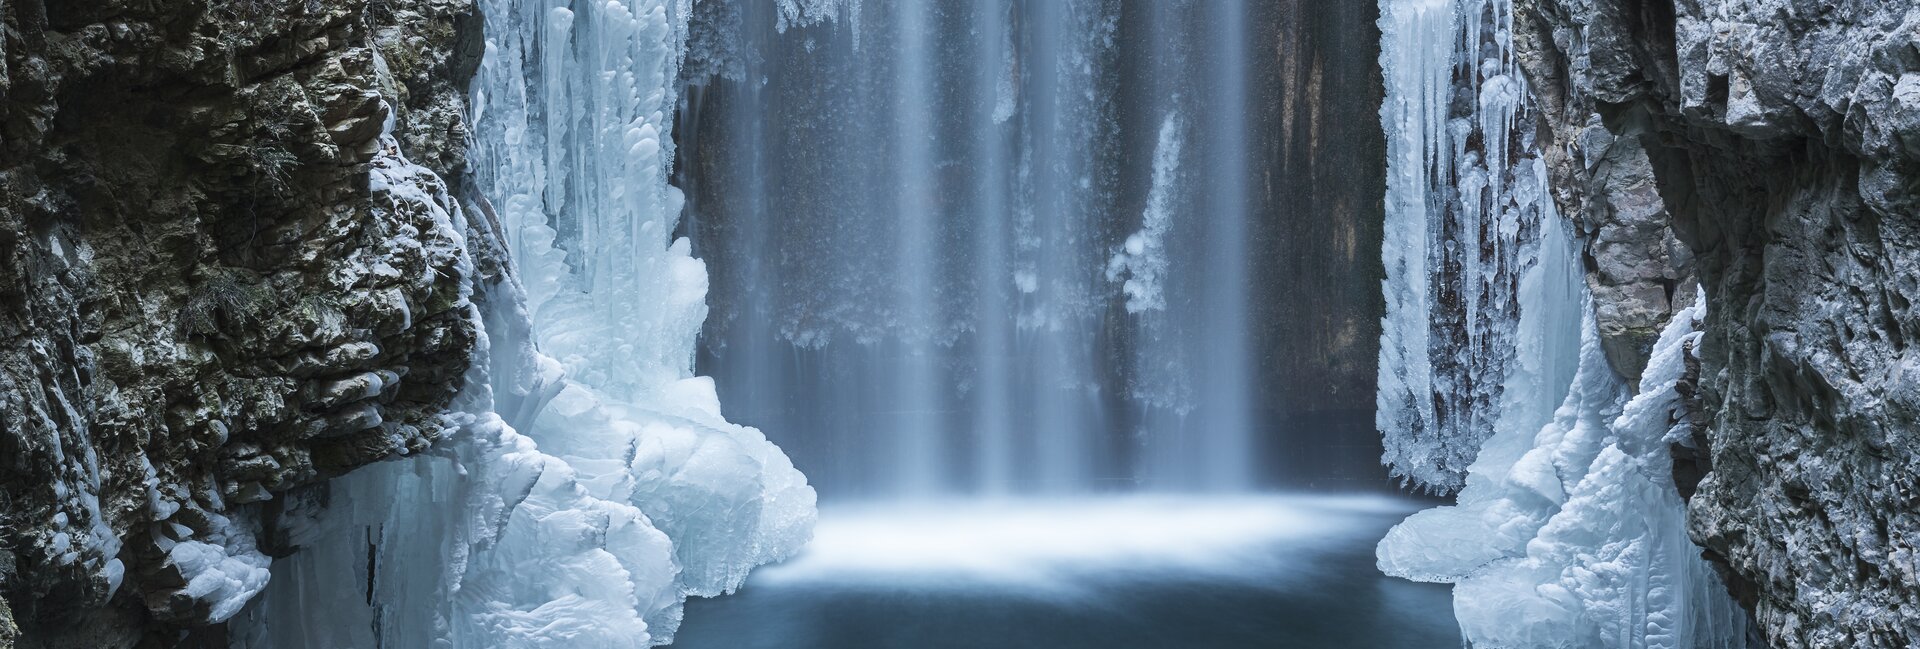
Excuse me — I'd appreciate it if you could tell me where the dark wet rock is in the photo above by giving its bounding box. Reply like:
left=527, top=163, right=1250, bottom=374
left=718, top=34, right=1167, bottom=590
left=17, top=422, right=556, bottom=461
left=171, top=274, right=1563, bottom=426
left=1515, top=0, right=1920, bottom=645
left=0, top=0, right=482, bottom=645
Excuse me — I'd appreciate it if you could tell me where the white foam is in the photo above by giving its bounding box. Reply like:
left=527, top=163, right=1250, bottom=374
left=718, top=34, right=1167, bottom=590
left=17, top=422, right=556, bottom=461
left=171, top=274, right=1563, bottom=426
left=753, top=496, right=1420, bottom=591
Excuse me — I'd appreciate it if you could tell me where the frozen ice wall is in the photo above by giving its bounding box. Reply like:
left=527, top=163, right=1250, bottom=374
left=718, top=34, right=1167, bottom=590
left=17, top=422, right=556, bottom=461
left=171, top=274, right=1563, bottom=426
left=1375, top=0, right=1749, bottom=645
left=465, top=0, right=815, bottom=618
left=231, top=1, right=816, bottom=646
left=1376, top=0, right=1545, bottom=494
left=1377, top=289, right=1749, bottom=648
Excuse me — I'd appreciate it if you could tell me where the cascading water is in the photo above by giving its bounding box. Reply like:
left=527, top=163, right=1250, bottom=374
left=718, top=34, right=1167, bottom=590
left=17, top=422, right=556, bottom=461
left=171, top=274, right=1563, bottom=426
left=683, top=1, right=1290, bottom=498
left=211, top=1, right=1455, bottom=647
left=656, top=7, right=1467, bottom=644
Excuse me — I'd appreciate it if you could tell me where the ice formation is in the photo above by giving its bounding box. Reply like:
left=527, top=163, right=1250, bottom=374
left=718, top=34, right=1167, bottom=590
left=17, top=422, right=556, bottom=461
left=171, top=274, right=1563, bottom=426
left=462, top=0, right=817, bottom=621
left=1376, top=0, right=1749, bottom=644
left=156, top=512, right=271, bottom=624
left=1379, top=289, right=1749, bottom=648
left=1107, top=113, right=1184, bottom=315
left=1376, top=202, right=1585, bottom=587
left=1376, top=0, right=1547, bottom=493
left=47, top=402, right=128, bottom=608
left=231, top=0, right=815, bottom=646
left=773, top=0, right=861, bottom=43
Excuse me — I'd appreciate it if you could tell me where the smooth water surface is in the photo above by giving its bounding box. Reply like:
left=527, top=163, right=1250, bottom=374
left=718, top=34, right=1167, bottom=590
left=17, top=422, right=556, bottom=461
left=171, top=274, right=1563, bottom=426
left=669, top=496, right=1459, bottom=649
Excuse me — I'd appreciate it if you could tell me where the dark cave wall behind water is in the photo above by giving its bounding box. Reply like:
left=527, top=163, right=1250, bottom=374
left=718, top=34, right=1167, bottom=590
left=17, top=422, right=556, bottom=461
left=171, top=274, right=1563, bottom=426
left=676, top=0, right=1389, bottom=495
left=1245, top=0, right=1389, bottom=490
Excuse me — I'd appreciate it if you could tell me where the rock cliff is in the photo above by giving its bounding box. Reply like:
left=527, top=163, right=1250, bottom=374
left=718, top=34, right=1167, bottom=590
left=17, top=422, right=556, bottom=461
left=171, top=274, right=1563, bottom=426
left=1514, top=0, right=1920, bottom=645
left=0, top=0, right=482, bottom=644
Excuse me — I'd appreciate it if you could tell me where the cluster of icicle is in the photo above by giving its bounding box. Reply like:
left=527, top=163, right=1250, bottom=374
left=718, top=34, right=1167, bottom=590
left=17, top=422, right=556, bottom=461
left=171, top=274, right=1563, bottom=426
left=231, top=1, right=816, bottom=647
left=774, top=0, right=860, bottom=42
left=1375, top=0, right=1547, bottom=493
left=1375, top=0, right=1750, bottom=646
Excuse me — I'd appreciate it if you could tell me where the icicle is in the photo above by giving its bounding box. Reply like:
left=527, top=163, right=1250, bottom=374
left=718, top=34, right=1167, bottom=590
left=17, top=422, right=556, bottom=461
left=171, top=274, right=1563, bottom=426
left=233, top=1, right=816, bottom=646
left=1376, top=0, right=1548, bottom=494
left=1375, top=0, right=1751, bottom=645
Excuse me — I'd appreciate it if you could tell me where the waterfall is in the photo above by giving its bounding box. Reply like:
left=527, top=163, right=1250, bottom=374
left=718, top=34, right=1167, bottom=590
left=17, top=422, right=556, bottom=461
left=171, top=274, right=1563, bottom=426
left=217, top=1, right=1395, bottom=645
left=686, top=1, right=1279, bottom=498
left=1373, top=0, right=1751, bottom=645
left=1195, top=0, right=1257, bottom=493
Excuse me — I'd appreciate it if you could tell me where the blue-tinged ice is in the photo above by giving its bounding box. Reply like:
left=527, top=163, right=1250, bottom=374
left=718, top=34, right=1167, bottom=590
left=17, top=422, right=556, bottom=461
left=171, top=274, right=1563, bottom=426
left=231, top=1, right=816, bottom=646
left=1380, top=290, right=1748, bottom=648
left=1375, top=0, right=1749, bottom=645
left=1375, top=0, right=1546, bottom=494
left=1106, top=113, right=1183, bottom=315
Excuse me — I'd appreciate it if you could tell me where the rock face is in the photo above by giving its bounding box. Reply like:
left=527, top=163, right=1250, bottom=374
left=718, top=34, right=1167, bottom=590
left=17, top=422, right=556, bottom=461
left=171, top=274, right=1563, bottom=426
left=1514, top=0, right=1920, bottom=645
left=0, top=0, right=481, bottom=644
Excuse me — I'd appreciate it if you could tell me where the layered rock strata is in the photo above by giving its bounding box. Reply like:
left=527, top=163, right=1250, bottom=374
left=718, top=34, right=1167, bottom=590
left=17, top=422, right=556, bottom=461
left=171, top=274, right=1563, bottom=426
left=1514, top=1, right=1920, bottom=645
left=0, top=1, right=481, bottom=644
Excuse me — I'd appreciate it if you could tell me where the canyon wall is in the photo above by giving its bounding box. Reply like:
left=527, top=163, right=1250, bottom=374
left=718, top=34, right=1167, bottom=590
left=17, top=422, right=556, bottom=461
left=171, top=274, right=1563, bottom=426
left=5, top=0, right=1917, bottom=646
left=1513, top=0, right=1920, bottom=645
left=0, top=0, right=483, bottom=644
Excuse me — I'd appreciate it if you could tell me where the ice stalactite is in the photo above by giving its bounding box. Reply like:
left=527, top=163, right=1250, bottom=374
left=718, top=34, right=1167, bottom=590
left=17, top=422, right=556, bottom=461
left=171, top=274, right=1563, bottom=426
left=1375, top=0, right=1750, bottom=644
left=1376, top=0, right=1448, bottom=491
left=466, top=0, right=818, bottom=628
left=231, top=1, right=816, bottom=646
left=1375, top=200, right=1585, bottom=585
left=1107, top=113, right=1183, bottom=316
left=774, top=0, right=862, bottom=44
left=1376, top=0, right=1546, bottom=494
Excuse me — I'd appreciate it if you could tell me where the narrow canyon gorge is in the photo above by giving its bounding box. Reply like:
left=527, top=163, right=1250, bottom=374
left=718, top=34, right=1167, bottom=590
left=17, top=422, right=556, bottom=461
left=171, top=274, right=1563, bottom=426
left=0, top=0, right=1913, bottom=647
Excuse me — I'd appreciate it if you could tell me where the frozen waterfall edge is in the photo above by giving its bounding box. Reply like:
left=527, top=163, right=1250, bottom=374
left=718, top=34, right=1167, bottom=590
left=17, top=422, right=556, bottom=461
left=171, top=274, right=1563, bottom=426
left=228, top=1, right=818, bottom=646
left=1373, top=0, right=1751, bottom=646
